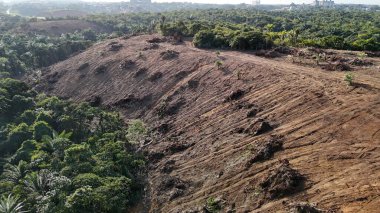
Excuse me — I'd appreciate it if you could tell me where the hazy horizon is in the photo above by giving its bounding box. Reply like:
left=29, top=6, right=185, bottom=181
left=82, top=0, right=380, bottom=5
left=2, top=0, right=379, bottom=5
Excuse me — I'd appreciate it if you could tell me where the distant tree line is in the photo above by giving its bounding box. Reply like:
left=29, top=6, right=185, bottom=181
left=1, top=7, right=379, bottom=78
left=86, top=8, right=380, bottom=51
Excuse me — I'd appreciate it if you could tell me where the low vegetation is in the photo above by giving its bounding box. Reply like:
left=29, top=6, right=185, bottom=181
left=344, top=72, right=354, bottom=86
left=215, top=60, right=223, bottom=70
left=205, top=197, right=222, bottom=213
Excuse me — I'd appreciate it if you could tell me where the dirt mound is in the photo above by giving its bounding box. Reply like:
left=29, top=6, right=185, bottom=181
left=259, top=160, right=304, bottom=199
left=109, top=42, right=123, bottom=51
left=244, top=119, right=274, bottom=136
left=255, top=49, right=282, bottom=58
left=160, top=50, right=179, bottom=60
left=225, top=89, right=245, bottom=102
left=147, top=37, right=167, bottom=43
left=289, top=202, right=323, bottom=213
left=86, top=95, right=102, bottom=107
left=36, top=34, right=380, bottom=213
left=274, top=46, right=296, bottom=54
left=77, top=63, right=90, bottom=71
left=348, top=58, right=373, bottom=66
left=322, top=62, right=351, bottom=71
left=156, top=176, right=189, bottom=202
left=120, top=60, right=136, bottom=69
left=245, top=136, right=283, bottom=168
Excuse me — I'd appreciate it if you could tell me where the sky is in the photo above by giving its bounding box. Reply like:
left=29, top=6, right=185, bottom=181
left=81, top=0, right=380, bottom=5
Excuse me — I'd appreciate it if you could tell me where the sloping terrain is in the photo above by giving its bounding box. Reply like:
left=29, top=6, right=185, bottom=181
left=15, top=20, right=109, bottom=36
left=36, top=35, right=380, bottom=213
left=37, top=10, right=88, bottom=18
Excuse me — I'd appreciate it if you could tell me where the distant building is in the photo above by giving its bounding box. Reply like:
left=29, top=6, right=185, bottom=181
left=313, top=0, right=334, bottom=7
left=251, top=0, right=260, bottom=6
left=130, top=0, right=151, bottom=4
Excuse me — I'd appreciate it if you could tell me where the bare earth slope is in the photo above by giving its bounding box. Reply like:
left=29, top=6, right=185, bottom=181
left=37, top=35, right=380, bottom=213
left=14, top=20, right=109, bottom=36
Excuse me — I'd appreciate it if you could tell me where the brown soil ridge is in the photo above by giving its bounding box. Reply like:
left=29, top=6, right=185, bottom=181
left=36, top=35, right=380, bottom=213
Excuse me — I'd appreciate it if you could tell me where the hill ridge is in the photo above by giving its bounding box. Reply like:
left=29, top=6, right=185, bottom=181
left=36, top=34, right=380, bottom=213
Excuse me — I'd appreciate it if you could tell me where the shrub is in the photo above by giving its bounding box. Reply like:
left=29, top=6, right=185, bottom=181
left=3, top=123, right=32, bottom=155
left=205, top=197, right=222, bottom=213
left=357, top=52, right=367, bottom=59
left=230, top=31, right=267, bottom=50
left=32, top=121, right=53, bottom=141
left=64, top=144, right=93, bottom=165
left=92, top=177, right=132, bottom=212
left=126, top=120, right=147, bottom=144
left=344, top=72, right=354, bottom=86
left=18, top=110, right=36, bottom=125
left=10, top=140, right=37, bottom=163
left=65, top=186, right=96, bottom=212
left=73, top=173, right=102, bottom=188
left=215, top=60, right=223, bottom=70
left=35, top=111, right=54, bottom=125
left=193, top=30, right=216, bottom=48
left=10, top=95, right=34, bottom=116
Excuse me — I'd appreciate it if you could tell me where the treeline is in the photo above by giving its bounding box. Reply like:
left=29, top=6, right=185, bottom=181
left=1, top=7, right=379, bottom=79
left=0, top=78, right=146, bottom=212
left=86, top=8, right=380, bottom=51
left=162, top=21, right=379, bottom=51
left=8, top=1, right=245, bottom=17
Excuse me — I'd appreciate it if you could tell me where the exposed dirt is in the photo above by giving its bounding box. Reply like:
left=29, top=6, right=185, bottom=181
left=38, top=9, right=88, bottom=18
left=259, top=159, right=304, bottom=200
left=288, top=202, right=323, bottom=213
left=14, top=20, right=110, bottom=36
left=35, top=34, right=380, bottom=213
left=264, top=47, right=378, bottom=73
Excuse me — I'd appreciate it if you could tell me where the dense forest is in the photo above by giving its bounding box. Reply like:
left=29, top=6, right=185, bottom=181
left=0, top=78, right=147, bottom=212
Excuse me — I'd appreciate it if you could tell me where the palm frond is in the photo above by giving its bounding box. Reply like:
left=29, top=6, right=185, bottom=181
left=0, top=194, right=27, bottom=213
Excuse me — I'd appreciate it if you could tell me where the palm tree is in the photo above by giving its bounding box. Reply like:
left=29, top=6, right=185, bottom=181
left=41, top=130, right=72, bottom=155
left=0, top=194, right=27, bottom=213
left=278, top=31, right=287, bottom=46
left=24, top=170, right=52, bottom=196
left=3, top=161, right=28, bottom=184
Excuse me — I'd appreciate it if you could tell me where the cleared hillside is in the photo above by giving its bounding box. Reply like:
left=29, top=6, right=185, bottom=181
left=14, top=20, right=109, bottom=36
left=36, top=35, right=380, bottom=213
